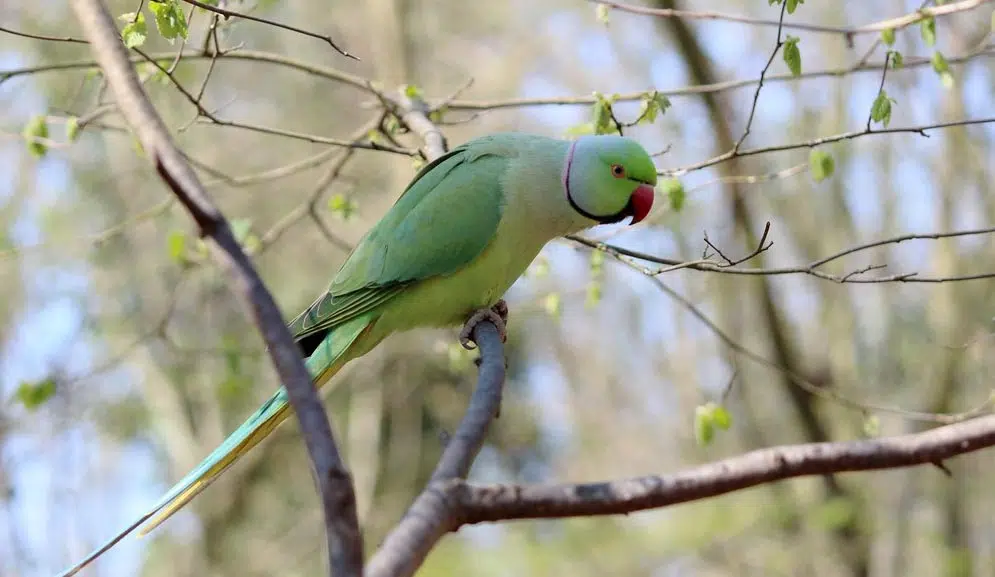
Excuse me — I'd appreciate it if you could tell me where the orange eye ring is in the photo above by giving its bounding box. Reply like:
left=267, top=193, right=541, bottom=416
left=610, top=164, right=625, bottom=178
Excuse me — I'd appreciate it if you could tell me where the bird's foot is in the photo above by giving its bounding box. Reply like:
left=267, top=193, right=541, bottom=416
left=459, top=299, right=509, bottom=350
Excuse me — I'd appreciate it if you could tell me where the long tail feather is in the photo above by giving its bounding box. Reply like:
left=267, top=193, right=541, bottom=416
left=58, top=315, right=376, bottom=577
left=139, top=388, right=293, bottom=535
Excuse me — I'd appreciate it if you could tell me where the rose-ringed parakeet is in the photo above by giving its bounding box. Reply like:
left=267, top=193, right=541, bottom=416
left=60, top=132, right=657, bottom=576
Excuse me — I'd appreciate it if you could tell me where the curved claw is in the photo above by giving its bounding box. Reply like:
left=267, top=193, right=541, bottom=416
left=459, top=299, right=509, bottom=350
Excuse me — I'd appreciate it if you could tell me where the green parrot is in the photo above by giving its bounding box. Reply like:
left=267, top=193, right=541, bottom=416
left=60, top=132, right=657, bottom=576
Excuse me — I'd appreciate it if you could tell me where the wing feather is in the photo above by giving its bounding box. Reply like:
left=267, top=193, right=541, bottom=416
left=288, top=138, right=513, bottom=341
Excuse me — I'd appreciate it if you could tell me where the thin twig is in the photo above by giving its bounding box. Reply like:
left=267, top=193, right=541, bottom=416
left=666, top=116, right=995, bottom=176
left=441, top=45, right=995, bottom=111
left=568, top=224, right=995, bottom=284
left=619, top=257, right=992, bottom=422
left=252, top=120, right=379, bottom=255
left=0, top=25, right=88, bottom=43
left=205, top=117, right=416, bottom=155
left=867, top=50, right=895, bottom=131
left=734, top=0, right=788, bottom=152
left=178, top=0, right=357, bottom=60
left=592, top=0, right=993, bottom=36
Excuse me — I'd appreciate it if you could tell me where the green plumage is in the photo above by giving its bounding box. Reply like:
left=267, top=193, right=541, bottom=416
left=60, top=132, right=656, bottom=577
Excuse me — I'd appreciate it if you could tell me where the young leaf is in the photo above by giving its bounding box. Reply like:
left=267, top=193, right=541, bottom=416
left=402, top=84, right=424, bottom=99
left=711, top=405, right=732, bottom=430
left=783, top=35, right=802, bottom=77
left=870, top=90, right=896, bottom=128
left=22, top=115, right=49, bottom=158
left=328, top=193, right=358, bottom=220
left=595, top=2, right=610, bottom=25
left=694, top=405, right=715, bottom=446
left=880, top=27, right=896, bottom=46
left=638, top=91, right=671, bottom=124
left=149, top=0, right=188, bottom=42
left=785, top=0, right=803, bottom=14
left=585, top=281, right=603, bottom=309
left=863, top=414, right=880, bottom=437
left=15, top=378, right=57, bottom=410
left=65, top=116, right=81, bottom=142
left=661, top=177, right=685, bottom=212
left=920, top=16, right=936, bottom=47
left=931, top=50, right=949, bottom=74
left=382, top=114, right=401, bottom=136
left=166, top=229, right=187, bottom=264
left=591, top=93, right=614, bottom=135
left=428, top=107, right=447, bottom=123
left=229, top=218, right=260, bottom=252
left=542, top=292, right=562, bottom=318
left=809, top=149, right=835, bottom=182
left=931, top=51, right=954, bottom=87
left=589, top=246, right=605, bottom=274
left=890, top=51, right=903, bottom=69
left=119, top=11, right=148, bottom=48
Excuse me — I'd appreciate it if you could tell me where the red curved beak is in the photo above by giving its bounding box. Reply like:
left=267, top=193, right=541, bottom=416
left=629, top=184, right=655, bottom=225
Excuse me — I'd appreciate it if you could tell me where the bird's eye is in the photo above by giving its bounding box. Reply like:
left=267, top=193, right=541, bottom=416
left=610, top=164, right=625, bottom=178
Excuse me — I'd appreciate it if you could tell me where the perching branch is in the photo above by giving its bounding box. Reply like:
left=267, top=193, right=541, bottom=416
left=66, top=2, right=363, bottom=577
left=364, top=94, right=507, bottom=577
left=366, top=322, right=507, bottom=577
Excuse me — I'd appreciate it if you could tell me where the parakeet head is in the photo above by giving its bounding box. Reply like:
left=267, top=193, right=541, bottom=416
left=563, top=134, right=658, bottom=225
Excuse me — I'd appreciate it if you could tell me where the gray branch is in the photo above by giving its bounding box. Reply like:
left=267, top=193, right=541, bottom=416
left=454, top=414, right=995, bottom=521
left=366, top=323, right=506, bottom=577
left=380, top=413, right=995, bottom=567
left=67, top=1, right=363, bottom=576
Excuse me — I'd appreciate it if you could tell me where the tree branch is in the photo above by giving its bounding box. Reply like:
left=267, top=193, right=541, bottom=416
left=453, top=413, right=995, bottom=522
left=442, top=46, right=995, bottom=111
left=66, top=1, right=362, bottom=576
left=362, top=413, right=995, bottom=571
left=364, top=94, right=507, bottom=577
left=593, top=0, right=993, bottom=37
left=568, top=224, right=995, bottom=284
left=366, top=323, right=506, bottom=577
left=396, top=90, right=448, bottom=159
left=178, top=0, right=357, bottom=60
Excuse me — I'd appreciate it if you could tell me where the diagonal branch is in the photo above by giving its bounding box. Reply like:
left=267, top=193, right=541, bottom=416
left=370, top=413, right=995, bottom=570
left=454, top=413, right=995, bottom=522
left=66, top=1, right=362, bottom=577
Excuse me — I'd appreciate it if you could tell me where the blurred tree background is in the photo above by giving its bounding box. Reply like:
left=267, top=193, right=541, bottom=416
left=2, top=0, right=995, bottom=576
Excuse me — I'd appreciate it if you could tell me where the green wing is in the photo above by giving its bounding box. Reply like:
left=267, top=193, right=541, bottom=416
left=288, top=139, right=511, bottom=342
